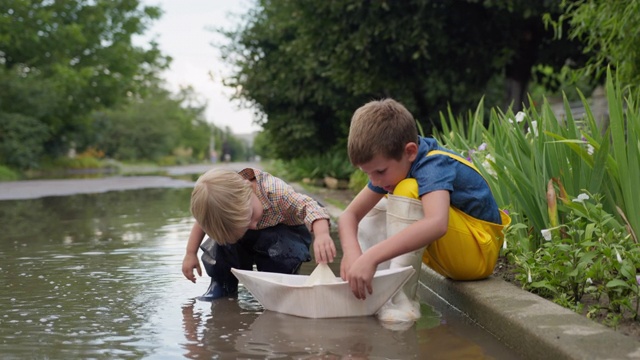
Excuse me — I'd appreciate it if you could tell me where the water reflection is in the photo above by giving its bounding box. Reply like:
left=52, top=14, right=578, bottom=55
left=0, top=189, right=193, bottom=359
left=0, top=187, right=520, bottom=359
left=179, top=290, right=493, bottom=360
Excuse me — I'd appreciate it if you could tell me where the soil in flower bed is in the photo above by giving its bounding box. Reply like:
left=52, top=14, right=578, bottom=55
left=492, top=256, right=640, bottom=342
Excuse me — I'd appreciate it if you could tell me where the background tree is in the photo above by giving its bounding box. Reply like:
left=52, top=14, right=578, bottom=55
left=0, top=0, right=169, bottom=168
left=220, top=0, right=587, bottom=160
left=548, top=0, right=640, bottom=86
left=90, top=86, right=212, bottom=162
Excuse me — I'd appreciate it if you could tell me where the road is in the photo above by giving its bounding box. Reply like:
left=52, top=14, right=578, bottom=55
left=0, top=162, right=258, bottom=201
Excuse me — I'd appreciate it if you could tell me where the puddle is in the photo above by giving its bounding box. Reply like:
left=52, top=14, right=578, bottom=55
left=0, top=188, right=522, bottom=359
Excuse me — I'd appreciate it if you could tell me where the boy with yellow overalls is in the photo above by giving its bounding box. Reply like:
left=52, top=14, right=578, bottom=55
left=338, top=98, right=510, bottom=323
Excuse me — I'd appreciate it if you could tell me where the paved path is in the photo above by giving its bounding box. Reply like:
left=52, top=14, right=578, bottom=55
left=0, top=162, right=258, bottom=201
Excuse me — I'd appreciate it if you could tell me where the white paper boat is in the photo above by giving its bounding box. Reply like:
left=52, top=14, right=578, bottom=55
left=231, top=266, right=415, bottom=318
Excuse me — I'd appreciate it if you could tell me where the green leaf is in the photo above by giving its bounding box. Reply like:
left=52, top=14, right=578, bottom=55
left=606, top=279, right=631, bottom=289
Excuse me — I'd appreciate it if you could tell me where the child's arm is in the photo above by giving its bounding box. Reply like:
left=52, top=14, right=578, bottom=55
left=273, top=177, right=336, bottom=263
left=182, top=222, right=206, bottom=283
left=311, top=218, right=334, bottom=264
left=338, top=187, right=385, bottom=280
left=345, top=190, right=450, bottom=299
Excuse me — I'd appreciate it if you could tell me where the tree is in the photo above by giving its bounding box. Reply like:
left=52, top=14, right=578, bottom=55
left=0, top=0, right=170, bottom=167
left=90, top=87, right=210, bottom=162
left=549, top=0, right=640, bottom=86
left=220, top=0, right=586, bottom=160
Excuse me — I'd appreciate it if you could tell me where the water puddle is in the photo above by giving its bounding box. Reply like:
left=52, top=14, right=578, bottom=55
left=0, top=188, right=522, bottom=359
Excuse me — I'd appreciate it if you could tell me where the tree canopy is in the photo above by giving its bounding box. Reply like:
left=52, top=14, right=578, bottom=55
left=220, top=0, right=587, bottom=160
left=550, top=0, right=640, bottom=86
left=0, top=0, right=169, bottom=168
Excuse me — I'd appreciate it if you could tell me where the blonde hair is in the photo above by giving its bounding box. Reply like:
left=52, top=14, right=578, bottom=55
left=190, top=168, right=253, bottom=245
left=348, top=98, right=418, bottom=165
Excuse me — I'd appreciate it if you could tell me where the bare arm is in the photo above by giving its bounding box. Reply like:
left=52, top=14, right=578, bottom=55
left=182, top=222, right=206, bottom=283
left=346, top=190, right=450, bottom=299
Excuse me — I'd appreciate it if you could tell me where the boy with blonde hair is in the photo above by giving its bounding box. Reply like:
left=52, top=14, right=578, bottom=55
left=182, top=167, right=336, bottom=300
left=339, top=98, right=510, bottom=322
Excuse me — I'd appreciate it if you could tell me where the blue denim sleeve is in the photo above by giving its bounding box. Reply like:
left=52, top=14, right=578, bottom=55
left=412, top=152, right=501, bottom=223
left=411, top=154, right=456, bottom=196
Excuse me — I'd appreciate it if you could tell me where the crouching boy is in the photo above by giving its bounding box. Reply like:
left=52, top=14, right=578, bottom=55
left=182, top=167, right=336, bottom=300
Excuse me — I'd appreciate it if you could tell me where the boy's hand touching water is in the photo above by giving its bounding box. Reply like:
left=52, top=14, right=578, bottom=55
left=182, top=253, right=202, bottom=283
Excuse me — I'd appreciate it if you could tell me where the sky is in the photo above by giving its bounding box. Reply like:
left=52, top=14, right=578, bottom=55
left=135, top=0, right=260, bottom=135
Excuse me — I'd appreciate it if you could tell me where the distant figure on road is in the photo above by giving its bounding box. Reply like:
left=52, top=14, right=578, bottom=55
left=209, top=149, right=218, bottom=164
left=222, top=140, right=232, bottom=163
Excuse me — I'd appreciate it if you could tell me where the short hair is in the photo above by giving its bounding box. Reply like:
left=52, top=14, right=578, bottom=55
left=348, top=98, right=418, bottom=165
left=190, top=168, right=253, bottom=245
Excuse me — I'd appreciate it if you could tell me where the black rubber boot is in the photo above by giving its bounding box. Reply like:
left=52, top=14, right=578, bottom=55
left=197, top=279, right=225, bottom=301
left=198, top=238, right=240, bottom=301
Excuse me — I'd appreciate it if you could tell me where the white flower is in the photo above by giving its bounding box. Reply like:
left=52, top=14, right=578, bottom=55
left=480, top=153, right=497, bottom=176
left=515, top=111, right=526, bottom=123
left=541, top=229, right=552, bottom=241
left=478, top=142, right=488, bottom=151
left=482, top=159, right=497, bottom=177
left=615, top=248, right=623, bottom=263
left=586, top=278, right=593, bottom=284
left=529, top=120, right=539, bottom=137
left=503, top=237, right=507, bottom=249
left=527, top=268, right=532, bottom=283
left=572, top=193, right=590, bottom=203
left=587, top=144, right=594, bottom=155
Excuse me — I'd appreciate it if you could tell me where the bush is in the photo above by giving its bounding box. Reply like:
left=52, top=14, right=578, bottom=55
left=0, top=112, right=49, bottom=170
left=0, top=165, right=19, bottom=181
left=349, top=169, right=368, bottom=192
left=265, top=151, right=355, bottom=183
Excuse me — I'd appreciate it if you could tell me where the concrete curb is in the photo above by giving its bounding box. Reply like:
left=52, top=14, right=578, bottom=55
left=301, top=184, right=640, bottom=360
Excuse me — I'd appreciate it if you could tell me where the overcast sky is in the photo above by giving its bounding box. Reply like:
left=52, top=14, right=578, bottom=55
left=135, top=0, right=260, bottom=134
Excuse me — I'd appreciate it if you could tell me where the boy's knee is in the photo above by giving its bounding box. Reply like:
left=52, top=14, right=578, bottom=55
left=393, top=178, right=419, bottom=199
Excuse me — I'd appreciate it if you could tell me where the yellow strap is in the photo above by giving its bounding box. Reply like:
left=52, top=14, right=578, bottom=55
left=426, top=150, right=483, bottom=176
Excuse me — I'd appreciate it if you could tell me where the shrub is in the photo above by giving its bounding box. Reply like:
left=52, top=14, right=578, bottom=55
left=0, top=165, right=19, bottom=181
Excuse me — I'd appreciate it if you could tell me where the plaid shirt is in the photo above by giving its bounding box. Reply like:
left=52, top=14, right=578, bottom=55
left=238, top=168, right=330, bottom=232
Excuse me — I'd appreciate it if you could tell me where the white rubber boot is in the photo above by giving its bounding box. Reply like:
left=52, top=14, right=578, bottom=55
left=377, top=195, right=425, bottom=323
left=357, top=197, right=390, bottom=271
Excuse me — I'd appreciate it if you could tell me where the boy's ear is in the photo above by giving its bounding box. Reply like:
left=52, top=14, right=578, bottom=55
left=405, top=142, right=419, bottom=161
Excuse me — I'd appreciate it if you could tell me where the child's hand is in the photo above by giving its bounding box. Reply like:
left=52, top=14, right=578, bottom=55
left=182, top=253, right=202, bottom=283
left=339, top=253, right=356, bottom=280
left=345, top=255, right=376, bottom=300
left=313, top=233, right=337, bottom=264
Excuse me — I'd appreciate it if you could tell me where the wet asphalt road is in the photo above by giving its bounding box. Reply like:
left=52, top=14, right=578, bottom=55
left=0, top=162, right=258, bottom=201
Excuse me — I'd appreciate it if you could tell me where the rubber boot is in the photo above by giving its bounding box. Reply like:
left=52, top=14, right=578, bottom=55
left=377, top=194, right=425, bottom=323
left=198, top=279, right=225, bottom=301
left=197, top=238, right=239, bottom=301
left=357, top=197, right=391, bottom=270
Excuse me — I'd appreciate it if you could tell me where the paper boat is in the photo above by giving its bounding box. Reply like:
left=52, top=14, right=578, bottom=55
left=231, top=266, right=415, bottom=318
